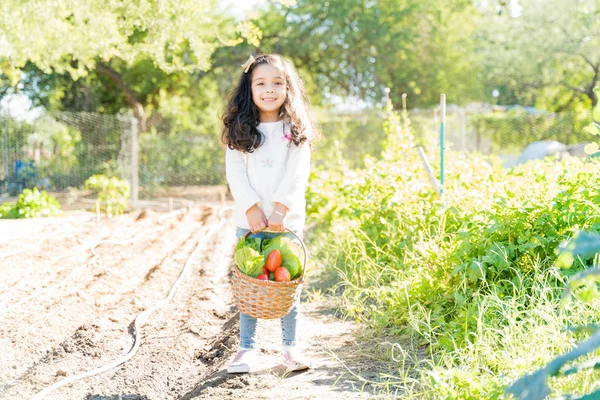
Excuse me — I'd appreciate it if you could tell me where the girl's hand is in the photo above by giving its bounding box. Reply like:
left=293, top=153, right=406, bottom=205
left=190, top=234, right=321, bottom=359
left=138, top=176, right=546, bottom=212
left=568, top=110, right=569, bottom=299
left=246, top=204, right=268, bottom=233
left=268, top=203, right=288, bottom=232
left=268, top=211, right=285, bottom=232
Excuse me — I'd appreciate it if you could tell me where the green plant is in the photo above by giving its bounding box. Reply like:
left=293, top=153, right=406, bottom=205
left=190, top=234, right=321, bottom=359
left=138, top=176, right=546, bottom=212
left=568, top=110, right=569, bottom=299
left=583, top=87, right=600, bottom=159
left=505, top=232, right=600, bottom=400
left=0, top=188, right=61, bottom=219
left=306, top=97, right=600, bottom=398
left=84, top=174, right=130, bottom=215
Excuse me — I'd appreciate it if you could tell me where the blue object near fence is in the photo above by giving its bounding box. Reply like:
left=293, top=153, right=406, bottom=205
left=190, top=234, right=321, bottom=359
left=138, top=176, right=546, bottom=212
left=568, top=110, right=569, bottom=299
left=15, top=160, right=36, bottom=179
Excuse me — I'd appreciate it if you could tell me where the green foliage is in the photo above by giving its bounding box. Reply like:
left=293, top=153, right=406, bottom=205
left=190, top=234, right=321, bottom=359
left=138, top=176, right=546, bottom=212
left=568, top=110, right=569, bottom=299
left=0, top=0, right=257, bottom=81
left=255, top=0, right=484, bottom=108
left=84, top=174, right=129, bottom=215
left=0, top=187, right=61, bottom=219
left=505, top=206, right=600, bottom=398
left=306, top=102, right=600, bottom=398
left=480, top=0, right=600, bottom=111
left=309, top=141, right=600, bottom=334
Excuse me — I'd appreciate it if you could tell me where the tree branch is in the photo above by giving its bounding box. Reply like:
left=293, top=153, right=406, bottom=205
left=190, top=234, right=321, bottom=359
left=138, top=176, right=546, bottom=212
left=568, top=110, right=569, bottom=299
left=561, top=80, right=587, bottom=94
left=95, top=62, right=147, bottom=131
left=585, top=62, right=599, bottom=107
left=581, top=54, right=600, bottom=72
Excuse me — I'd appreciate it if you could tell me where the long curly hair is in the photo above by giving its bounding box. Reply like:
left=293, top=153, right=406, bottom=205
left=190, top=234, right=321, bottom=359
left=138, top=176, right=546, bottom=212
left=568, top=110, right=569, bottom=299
left=222, top=54, right=318, bottom=153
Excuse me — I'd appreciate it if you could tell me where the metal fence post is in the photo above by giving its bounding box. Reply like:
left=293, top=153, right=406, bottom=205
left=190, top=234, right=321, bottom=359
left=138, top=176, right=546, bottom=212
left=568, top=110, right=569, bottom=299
left=440, top=94, right=446, bottom=196
left=3, top=119, right=9, bottom=181
left=130, top=116, right=139, bottom=210
left=458, top=107, right=466, bottom=151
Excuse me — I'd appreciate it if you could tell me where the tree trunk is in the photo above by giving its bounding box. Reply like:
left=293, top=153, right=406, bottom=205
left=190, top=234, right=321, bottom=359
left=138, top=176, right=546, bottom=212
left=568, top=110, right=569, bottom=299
left=95, top=62, right=147, bottom=131
left=585, top=60, right=599, bottom=109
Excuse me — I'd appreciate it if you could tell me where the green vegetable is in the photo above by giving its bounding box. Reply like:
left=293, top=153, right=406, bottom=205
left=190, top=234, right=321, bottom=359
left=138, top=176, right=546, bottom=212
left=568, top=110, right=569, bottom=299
left=235, top=236, right=262, bottom=252
left=234, top=247, right=265, bottom=277
left=261, top=237, right=303, bottom=279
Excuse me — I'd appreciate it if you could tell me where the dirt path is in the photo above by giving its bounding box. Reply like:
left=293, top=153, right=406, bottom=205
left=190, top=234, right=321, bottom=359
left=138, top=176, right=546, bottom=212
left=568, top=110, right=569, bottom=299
left=0, top=206, right=392, bottom=400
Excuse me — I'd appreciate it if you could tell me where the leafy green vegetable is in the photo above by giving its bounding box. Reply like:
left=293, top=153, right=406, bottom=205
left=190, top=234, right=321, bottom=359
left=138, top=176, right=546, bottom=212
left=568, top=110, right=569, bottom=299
left=234, top=234, right=303, bottom=279
left=235, top=236, right=262, bottom=253
left=234, top=247, right=265, bottom=278
left=235, top=237, right=247, bottom=251
left=261, top=237, right=304, bottom=279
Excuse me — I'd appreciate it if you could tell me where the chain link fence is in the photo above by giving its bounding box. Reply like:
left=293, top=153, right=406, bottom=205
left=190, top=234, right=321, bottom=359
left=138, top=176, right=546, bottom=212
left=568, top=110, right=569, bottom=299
left=314, top=104, right=591, bottom=169
left=410, top=104, right=589, bottom=166
left=0, top=112, right=132, bottom=206
left=0, top=111, right=227, bottom=211
left=0, top=103, right=592, bottom=212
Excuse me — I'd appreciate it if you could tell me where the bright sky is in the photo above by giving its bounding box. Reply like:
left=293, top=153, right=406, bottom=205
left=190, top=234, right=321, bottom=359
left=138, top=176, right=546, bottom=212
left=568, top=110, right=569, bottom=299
left=0, top=94, right=43, bottom=122
left=222, top=0, right=267, bottom=18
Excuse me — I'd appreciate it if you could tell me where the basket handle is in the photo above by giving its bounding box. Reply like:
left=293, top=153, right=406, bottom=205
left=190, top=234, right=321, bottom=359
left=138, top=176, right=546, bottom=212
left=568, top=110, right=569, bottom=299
left=244, top=228, right=308, bottom=274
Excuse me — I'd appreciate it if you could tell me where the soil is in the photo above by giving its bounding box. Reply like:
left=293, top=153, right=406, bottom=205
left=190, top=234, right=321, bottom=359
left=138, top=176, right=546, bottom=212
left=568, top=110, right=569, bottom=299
left=0, top=204, right=397, bottom=400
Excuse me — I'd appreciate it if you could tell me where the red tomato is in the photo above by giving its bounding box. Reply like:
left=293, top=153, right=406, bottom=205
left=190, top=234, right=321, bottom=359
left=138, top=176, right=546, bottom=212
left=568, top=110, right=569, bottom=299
left=265, top=250, right=283, bottom=272
left=274, top=267, right=291, bottom=282
left=256, top=273, right=269, bottom=281
left=262, top=266, right=269, bottom=275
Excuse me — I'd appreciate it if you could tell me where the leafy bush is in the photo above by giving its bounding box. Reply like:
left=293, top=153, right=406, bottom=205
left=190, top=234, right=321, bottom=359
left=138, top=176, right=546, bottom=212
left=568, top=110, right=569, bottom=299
left=84, top=174, right=130, bottom=215
left=0, top=188, right=61, bottom=219
left=501, top=231, right=600, bottom=400
left=306, top=99, right=600, bottom=398
left=503, top=88, right=600, bottom=400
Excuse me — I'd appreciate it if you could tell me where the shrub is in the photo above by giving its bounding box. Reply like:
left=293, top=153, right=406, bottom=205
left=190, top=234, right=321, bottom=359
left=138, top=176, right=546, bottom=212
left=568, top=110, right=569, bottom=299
left=0, top=188, right=61, bottom=219
left=84, top=174, right=130, bottom=215
left=306, top=98, right=600, bottom=398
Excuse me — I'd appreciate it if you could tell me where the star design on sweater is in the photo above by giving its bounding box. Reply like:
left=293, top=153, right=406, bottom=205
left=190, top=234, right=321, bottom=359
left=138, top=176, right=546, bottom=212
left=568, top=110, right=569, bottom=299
left=261, top=158, right=275, bottom=168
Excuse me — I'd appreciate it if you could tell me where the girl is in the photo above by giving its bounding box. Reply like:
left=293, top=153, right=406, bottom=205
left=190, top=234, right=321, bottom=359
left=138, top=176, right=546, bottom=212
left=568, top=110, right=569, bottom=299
left=222, top=54, right=317, bottom=373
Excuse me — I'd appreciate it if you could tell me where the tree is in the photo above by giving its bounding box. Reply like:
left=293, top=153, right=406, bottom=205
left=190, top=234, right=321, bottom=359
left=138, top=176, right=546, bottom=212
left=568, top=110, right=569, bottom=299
left=0, top=0, right=261, bottom=128
left=479, top=0, right=600, bottom=111
left=252, top=0, right=484, bottom=108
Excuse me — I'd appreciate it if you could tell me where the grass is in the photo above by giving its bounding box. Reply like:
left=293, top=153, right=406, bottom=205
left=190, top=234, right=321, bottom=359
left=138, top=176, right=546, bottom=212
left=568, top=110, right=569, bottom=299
left=309, top=225, right=600, bottom=399
left=305, top=109, right=600, bottom=398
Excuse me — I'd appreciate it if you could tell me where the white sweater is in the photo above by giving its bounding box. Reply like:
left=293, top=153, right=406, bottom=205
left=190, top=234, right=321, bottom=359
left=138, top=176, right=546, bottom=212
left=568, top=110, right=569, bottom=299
left=225, top=120, right=311, bottom=232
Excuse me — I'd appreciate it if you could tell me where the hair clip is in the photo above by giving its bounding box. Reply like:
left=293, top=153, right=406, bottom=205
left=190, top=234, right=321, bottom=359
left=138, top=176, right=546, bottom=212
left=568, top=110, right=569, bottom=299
left=241, top=55, right=255, bottom=73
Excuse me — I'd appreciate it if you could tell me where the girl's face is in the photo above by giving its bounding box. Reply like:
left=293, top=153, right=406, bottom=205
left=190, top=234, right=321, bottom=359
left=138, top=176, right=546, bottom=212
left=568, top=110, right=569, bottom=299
left=251, top=64, right=287, bottom=122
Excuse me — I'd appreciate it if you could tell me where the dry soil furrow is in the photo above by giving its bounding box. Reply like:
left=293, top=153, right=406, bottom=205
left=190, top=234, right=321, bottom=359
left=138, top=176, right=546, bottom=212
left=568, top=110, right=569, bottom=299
left=0, top=207, right=212, bottom=394
left=37, top=212, right=240, bottom=400
left=0, top=210, right=177, bottom=298
left=2, top=208, right=230, bottom=400
left=0, top=210, right=187, bottom=315
left=0, top=212, right=139, bottom=260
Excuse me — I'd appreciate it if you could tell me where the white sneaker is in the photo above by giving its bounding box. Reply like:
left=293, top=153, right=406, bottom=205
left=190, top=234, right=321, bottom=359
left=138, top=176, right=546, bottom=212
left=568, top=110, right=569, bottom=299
left=227, top=349, right=257, bottom=373
left=282, top=347, right=311, bottom=372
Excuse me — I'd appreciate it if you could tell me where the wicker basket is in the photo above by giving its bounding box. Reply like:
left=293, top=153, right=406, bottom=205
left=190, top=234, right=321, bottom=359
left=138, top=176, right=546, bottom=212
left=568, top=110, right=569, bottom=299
left=231, top=228, right=307, bottom=319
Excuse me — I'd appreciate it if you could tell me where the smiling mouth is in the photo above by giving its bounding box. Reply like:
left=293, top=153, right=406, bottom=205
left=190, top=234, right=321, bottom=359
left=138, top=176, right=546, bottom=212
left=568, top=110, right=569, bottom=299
left=262, top=97, right=278, bottom=102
